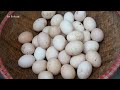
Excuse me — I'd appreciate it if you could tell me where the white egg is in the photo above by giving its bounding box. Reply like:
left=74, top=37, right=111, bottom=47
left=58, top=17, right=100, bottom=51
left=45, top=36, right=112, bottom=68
left=84, top=40, right=99, bottom=53
left=49, top=26, right=61, bottom=38
left=34, top=47, right=46, bottom=61
left=65, top=41, right=83, bottom=56
left=51, top=14, right=63, bottom=26
left=67, top=31, right=84, bottom=42
left=37, top=32, right=51, bottom=49
left=32, top=35, right=39, bottom=47
left=61, top=64, right=76, bottom=79
left=46, top=46, right=58, bottom=60
left=83, top=30, right=91, bottom=42
left=21, top=43, right=35, bottom=55
left=77, top=61, right=92, bottom=79
left=47, top=58, right=61, bottom=75
left=64, top=12, right=74, bottom=23
left=18, top=55, right=35, bottom=68
left=42, top=26, right=51, bottom=33
left=91, top=28, right=104, bottom=42
left=83, top=17, right=96, bottom=31
left=33, top=18, right=47, bottom=32
left=73, top=21, right=84, bottom=32
left=60, top=20, right=73, bottom=35
left=38, top=71, right=54, bottom=79
left=58, top=50, right=71, bottom=65
left=32, top=60, right=47, bottom=74
left=70, top=53, right=85, bottom=69
left=86, top=50, right=102, bottom=68
left=74, top=11, right=86, bottom=21
left=41, top=11, right=56, bottom=19
left=53, top=35, right=67, bottom=51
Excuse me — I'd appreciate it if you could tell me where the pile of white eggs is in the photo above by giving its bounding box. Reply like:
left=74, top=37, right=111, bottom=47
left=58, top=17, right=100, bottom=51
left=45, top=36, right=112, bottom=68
left=18, top=11, right=104, bottom=79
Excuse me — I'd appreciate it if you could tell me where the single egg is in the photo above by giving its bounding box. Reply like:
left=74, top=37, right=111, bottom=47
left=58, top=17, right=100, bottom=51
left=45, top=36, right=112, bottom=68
left=51, top=14, right=63, bottom=26
left=73, top=21, right=84, bottom=32
left=38, top=71, right=54, bottom=79
left=65, top=41, right=83, bottom=56
left=58, top=50, right=71, bottom=65
left=70, top=53, right=85, bottom=69
left=47, top=58, right=61, bottom=75
left=74, top=11, right=86, bottom=22
left=21, top=43, right=35, bottom=55
left=61, top=64, right=76, bottom=79
left=41, top=11, right=56, bottom=19
left=60, top=20, right=73, bottom=35
left=77, top=61, right=92, bottom=79
left=18, top=31, right=33, bottom=44
left=67, top=31, right=84, bottom=42
left=91, top=28, right=104, bottom=42
left=37, top=32, right=51, bottom=49
left=46, top=46, right=58, bottom=60
left=33, top=18, right=47, bottom=32
left=86, top=50, right=102, bottom=68
left=84, top=40, right=99, bottom=53
left=32, top=60, right=47, bottom=74
left=83, top=17, right=96, bottom=31
left=32, top=35, right=39, bottom=47
left=53, top=35, right=67, bottom=51
left=64, top=12, right=74, bottom=23
left=18, top=55, right=35, bottom=68
left=34, top=47, right=46, bottom=61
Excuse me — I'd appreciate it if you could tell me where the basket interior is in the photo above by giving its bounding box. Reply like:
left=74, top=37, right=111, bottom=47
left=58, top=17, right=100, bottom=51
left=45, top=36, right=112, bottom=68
left=0, top=11, right=120, bottom=79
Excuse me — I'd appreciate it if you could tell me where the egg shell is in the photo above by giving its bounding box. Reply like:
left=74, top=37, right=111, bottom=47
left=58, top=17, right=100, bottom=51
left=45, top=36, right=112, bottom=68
left=83, top=17, right=96, bottom=31
left=32, top=35, right=39, bottom=47
left=38, top=71, right=54, bottom=79
left=49, top=26, right=61, bottom=38
left=70, top=53, right=85, bottom=69
left=65, top=41, right=84, bottom=56
left=37, top=32, right=51, bottom=49
left=32, top=60, right=47, bottom=74
left=73, top=21, right=84, bottom=32
left=33, top=18, right=47, bottom=32
left=18, top=55, right=35, bottom=68
left=42, top=26, right=51, bottom=33
left=83, top=30, right=91, bottom=42
left=18, top=31, right=33, bottom=44
left=86, top=50, right=102, bottom=67
left=77, top=61, right=92, bottom=79
left=61, top=64, right=76, bottom=79
left=46, top=46, right=59, bottom=60
left=58, top=50, right=71, bottom=65
left=67, top=31, right=84, bottom=42
left=41, top=11, right=56, bottom=19
left=34, top=47, right=46, bottom=61
left=21, top=43, right=35, bottom=55
left=60, top=20, right=73, bottom=35
left=51, top=14, right=63, bottom=26
left=47, top=58, right=61, bottom=75
left=91, top=28, right=104, bottom=42
left=84, top=40, right=99, bottom=53
left=74, top=11, right=86, bottom=22
left=53, top=35, right=67, bottom=51
left=64, top=12, right=74, bottom=23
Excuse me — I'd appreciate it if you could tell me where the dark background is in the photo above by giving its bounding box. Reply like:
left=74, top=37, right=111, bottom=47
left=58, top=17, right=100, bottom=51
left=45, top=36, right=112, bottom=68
left=0, top=11, right=120, bottom=79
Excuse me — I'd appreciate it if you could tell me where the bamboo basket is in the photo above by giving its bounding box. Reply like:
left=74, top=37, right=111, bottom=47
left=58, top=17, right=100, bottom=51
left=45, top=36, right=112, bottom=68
left=0, top=11, right=120, bottom=79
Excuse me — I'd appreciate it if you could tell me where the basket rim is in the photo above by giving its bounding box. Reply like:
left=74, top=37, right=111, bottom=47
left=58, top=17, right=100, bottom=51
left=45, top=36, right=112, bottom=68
left=0, top=11, right=120, bottom=79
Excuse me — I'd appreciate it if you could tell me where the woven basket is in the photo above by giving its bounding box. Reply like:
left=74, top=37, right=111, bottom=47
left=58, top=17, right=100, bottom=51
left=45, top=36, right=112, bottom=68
left=0, top=11, right=120, bottom=79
